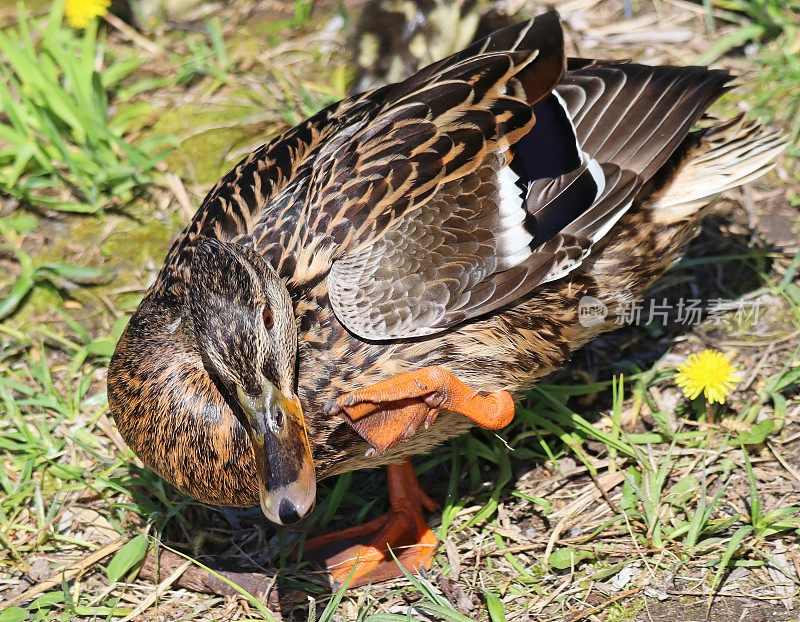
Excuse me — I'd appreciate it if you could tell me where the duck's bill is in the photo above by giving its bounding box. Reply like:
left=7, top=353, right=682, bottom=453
left=236, top=383, right=316, bottom=525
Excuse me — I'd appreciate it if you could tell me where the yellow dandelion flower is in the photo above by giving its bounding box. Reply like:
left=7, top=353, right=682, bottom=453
left=674, top=349, right=739, bottom=404
left=64, top=0, right=110, bottom=29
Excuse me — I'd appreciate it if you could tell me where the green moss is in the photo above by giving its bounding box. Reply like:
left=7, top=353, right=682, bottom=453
left=98, top=213, right=178, bottom=267
left=18, top=283, right=63, bottom=320
left=6, top=208, right=183, bottom=329
left=605, top=597, right=646, bottom=621
left=151, top=103, right=271, bottom=185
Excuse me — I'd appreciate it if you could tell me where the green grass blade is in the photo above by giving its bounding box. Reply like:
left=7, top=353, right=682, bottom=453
left=107, top=533, right=149, bottom=584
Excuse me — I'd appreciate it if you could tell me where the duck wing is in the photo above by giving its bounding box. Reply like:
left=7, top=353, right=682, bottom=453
left=319, top=14, right=730, bottom=340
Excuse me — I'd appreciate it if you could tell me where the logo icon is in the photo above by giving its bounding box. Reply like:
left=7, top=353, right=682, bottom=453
left=578, top=296, right=608, bottom=327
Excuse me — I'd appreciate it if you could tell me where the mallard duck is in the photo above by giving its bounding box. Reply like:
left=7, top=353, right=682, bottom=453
left=108, top=11, right=785, bottom=588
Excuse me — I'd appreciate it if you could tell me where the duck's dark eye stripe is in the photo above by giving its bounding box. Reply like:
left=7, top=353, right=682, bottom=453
left=263, top=308, right=274, bottom=330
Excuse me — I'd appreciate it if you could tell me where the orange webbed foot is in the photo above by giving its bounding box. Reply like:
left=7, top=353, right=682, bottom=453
left=324, top=366, right=515, bottom=453
left=304, top=459, right=438, bottom=589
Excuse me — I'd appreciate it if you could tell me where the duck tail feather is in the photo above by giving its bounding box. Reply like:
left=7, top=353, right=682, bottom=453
left=644, top=117, right=788, bottom=223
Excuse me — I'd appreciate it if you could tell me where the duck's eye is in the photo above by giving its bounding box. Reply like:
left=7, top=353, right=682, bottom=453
left=262, top=308, right=274, bottom=330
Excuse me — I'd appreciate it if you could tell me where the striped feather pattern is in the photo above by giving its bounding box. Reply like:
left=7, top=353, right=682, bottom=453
left=322, top=21, right=738, bottom=340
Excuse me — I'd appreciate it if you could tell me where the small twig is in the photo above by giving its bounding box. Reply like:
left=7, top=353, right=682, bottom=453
left=482, top=523, right=528, bottom=544
left=587, top=468, right=621, bottom=516
left=164, top=172, right=195, bottom=223
left=720, top=329, right=800, bottom=348
left=483, top=543, right=542, bottom=557
left=767, top=441, right=800, bottom=483
left=137, top=548, right=304, bottom=607
left=470, top=531, right=487, bottom=587
left=536, top=565, right=575, bottom=611
left=0, top=537, right=127, bottom=610
left=119, top=560, right=192, bottom=622
left=103, top=13, right=158, bottom=54
left=741, top=343, right=775, bottom=391
left=622, top=512, right=654, bottom=577
left=543, top=514, right=570, bottom=565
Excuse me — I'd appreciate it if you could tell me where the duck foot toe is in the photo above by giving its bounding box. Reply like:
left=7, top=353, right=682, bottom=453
left=303, top=459, right=437, bottom=589
left=331, top=366, right=516, bottom=452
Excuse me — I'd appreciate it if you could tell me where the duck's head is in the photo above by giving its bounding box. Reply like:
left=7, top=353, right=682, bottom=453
left=185, top=238, right=316, bottom=525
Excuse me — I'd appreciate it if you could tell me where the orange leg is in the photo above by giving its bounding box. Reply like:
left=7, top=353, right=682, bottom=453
left=325, top=366, right=515, bottom=452
left=304, top=459, right=438, bottom=588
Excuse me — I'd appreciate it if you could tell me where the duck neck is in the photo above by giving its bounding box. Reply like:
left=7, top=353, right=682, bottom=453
left=108, top=294, right=260, bottom=507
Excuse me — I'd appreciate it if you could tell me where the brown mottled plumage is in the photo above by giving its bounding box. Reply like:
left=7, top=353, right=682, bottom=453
left=108, top=10, right=785, bottom=585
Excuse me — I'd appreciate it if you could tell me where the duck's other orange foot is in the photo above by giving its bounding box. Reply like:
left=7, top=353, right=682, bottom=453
left=324, top=365, right=515, bottom=453
left=304, top=459, right=438, bottom=589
